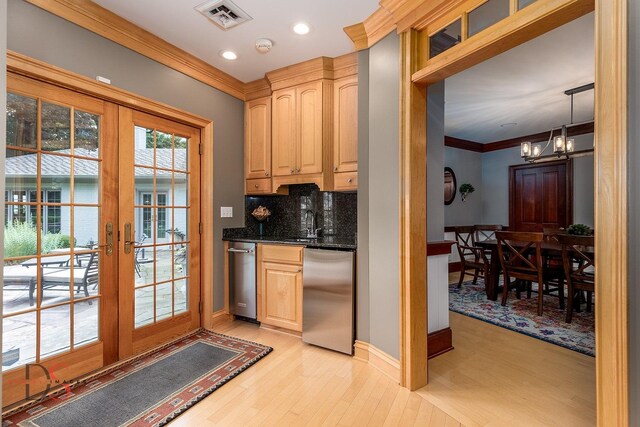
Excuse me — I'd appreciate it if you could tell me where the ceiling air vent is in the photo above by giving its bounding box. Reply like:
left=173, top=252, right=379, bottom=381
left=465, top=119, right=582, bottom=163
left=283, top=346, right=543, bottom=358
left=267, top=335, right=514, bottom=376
left=195, top=0, right=252, bottom=30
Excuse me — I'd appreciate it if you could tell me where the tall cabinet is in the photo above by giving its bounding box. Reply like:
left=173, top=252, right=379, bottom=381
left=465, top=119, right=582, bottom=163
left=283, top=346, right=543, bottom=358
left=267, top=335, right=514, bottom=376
left=244, top=54, right=358, bottom=195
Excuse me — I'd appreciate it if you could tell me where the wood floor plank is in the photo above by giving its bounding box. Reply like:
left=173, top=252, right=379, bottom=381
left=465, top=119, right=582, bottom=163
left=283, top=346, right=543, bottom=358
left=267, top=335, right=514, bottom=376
left=168, top=311, right=592, bottom=426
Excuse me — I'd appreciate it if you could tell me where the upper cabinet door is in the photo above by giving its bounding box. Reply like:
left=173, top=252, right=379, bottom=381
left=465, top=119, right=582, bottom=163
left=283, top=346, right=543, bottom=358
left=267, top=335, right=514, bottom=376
left=272, top=88, right=297, bottom=176
left=297, top=81, right=323, bottom=175
left=245, top=97, right=271, bottom=179
left=333, top=76, right=358, bottom=173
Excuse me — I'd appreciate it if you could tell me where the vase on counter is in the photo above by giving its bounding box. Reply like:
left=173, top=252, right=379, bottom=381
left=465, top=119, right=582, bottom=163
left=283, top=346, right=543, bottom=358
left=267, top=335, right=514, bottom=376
left=251, top=206, right=271, bottom=237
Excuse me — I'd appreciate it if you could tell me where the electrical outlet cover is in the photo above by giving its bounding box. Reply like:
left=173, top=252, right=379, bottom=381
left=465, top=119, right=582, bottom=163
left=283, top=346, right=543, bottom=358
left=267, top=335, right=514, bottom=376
left=221, top=207, right=233, bottom=218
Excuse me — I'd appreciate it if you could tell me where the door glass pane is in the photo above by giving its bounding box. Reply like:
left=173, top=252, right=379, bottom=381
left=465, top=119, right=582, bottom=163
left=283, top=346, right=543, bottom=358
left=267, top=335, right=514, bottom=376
left=156, top=282, right=172, bottom=321
left=74, top=159, right=99, bottom=205
left=155, top=246, right=173, bottom=283
left=135, top=245, right=154, bottom=287
left=6, top=93, right=37, bottom=149
left=429, top=19, right=461, bottom=58
left=74, top=299, right=99, bottom=347
left=133, top=126, right=193, bottom=330
left=134, top=126, right=154, bottom=166
left=135, top=286, right=154, bottom=327
left=174, top=279, right=187, bottom=314
left=468, top=0, right=510, bottom=37
left=41, top=102, right=71, bottom=152
left=75, top=206, right=99, bottom=248
left=74, top=111, right=100, bottom=153
left=4, top=91, right=103, bottom=374
left=41, top=205, right=70, bottom=254
left=519, top=0, right=537, bottom=10
left=40, top=305, right=71, bottom=357
left=2, top=312, right=36, bottom=371
left=174, top=136, right=188, bottom=171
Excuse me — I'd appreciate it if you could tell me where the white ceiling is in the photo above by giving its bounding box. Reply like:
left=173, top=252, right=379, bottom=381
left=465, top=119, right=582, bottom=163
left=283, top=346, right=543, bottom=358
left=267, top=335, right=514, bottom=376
left=92, top=0, right=377, bottom=83
left=445, top=12, right=595, bottom=143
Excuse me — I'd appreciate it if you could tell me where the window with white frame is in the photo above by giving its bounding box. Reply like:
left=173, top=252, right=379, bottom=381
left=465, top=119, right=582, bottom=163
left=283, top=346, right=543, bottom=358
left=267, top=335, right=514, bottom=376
left=4, top=189, right=62, bottom=233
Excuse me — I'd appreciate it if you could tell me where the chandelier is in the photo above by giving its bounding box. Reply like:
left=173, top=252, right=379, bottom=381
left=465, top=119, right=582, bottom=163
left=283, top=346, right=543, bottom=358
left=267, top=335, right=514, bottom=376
left=521, top=83, right=594, bottom=163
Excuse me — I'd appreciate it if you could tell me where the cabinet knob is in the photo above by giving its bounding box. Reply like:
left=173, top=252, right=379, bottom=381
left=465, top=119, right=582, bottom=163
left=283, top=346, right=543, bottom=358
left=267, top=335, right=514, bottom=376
left=347, top=178, right=353, bottom=183
left=254, top=184, right=259, bottom=188
left=334, top=166, right=338, bottom=172
left=296, top=168, right=300, bottom=173
left=290, top=168, right=294, bottom=174
left=265, top=172, right=270, bottom=177
left=297, top=269, right=302, bottom=273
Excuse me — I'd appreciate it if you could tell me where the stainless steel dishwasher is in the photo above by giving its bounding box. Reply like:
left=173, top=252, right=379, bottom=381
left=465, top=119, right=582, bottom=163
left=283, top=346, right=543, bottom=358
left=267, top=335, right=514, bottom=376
left=228, top=242, right=257, bottom=320
left=302, top=248, right=355, bottom=354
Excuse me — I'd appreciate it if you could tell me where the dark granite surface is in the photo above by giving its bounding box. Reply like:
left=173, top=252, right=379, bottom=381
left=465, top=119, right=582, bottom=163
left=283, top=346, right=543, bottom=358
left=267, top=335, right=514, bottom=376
left=223, top=184, right=357, bottom=250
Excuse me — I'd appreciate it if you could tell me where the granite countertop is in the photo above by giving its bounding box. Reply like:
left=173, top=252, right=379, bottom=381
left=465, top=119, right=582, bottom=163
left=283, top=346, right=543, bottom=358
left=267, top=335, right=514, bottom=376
left=223, top=228, right=357, bottom=250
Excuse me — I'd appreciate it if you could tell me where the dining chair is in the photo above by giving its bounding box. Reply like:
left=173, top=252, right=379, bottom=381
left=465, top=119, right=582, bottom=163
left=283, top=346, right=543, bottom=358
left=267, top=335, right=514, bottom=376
left=557, top=234, right=595, bottom=323
left=495, top=231, right=546, bottom=315
left=453, top=226, right=489, bottom=288
left=541, top=227, right=566, bottom=309
left=474, top=224, right=503, bottom=242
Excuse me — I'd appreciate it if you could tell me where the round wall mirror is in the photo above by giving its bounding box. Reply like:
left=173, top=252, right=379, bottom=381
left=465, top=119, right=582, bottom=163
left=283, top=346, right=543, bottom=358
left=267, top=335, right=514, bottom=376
left=444, top=167, right=456, bottom=205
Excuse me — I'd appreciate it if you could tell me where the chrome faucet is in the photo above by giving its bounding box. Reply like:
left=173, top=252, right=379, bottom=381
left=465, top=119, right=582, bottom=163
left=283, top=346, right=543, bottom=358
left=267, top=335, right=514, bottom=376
left=305, top=210, right=321, bottom=238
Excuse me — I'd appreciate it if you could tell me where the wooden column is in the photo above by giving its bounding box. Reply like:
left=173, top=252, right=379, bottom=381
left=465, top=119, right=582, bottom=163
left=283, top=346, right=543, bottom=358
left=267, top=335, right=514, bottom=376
left=399, top=29, right=428, bottom=390
left=595, top=0, right=629, bottom=424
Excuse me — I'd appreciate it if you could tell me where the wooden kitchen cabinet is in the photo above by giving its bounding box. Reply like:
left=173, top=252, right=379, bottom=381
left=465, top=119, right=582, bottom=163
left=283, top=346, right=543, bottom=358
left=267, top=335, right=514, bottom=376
left=260, top=262, right=303, bottom=332
left=333, top=76, right=358, bottom=175
left=271, top=80, right=324, bottom=177
left=258, top=244, right=304, bottom=332
left=245, top=97, right=271, bottom=180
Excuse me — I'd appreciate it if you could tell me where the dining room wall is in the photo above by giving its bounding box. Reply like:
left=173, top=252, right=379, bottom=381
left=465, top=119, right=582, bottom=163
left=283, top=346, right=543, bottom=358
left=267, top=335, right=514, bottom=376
left=427, top=81, right=446, bottom=240
left=480, top=133, right=594, bottom=227
left=444, top=147, right=484, bottom=226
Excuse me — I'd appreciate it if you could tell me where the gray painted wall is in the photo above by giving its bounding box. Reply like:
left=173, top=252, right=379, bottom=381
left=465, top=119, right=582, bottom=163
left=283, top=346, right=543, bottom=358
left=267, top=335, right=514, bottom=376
left=367, top=32, right=400, bottom=359
left=1, top=0, right=7, bottom=406
left=479, top=133, right=594, bottom=226
left=628, top=0, right=640, bottom=423
left=7, top=0, right=245, bottom=311
left=444, top=147, right=483, bottom=226
left=356, top=49, right=370, bottom=342
left=427, top=81, right=445, bottom=240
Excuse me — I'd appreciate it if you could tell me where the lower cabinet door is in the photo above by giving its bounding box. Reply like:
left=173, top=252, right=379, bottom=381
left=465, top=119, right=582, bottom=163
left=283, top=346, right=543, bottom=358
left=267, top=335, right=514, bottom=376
left=260, top=262, right=303, bottom=332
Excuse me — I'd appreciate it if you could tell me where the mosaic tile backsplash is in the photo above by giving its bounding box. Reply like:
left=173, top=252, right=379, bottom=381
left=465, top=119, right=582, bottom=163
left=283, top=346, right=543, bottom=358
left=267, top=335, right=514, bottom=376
left=225, top=184, right=357, bottom=239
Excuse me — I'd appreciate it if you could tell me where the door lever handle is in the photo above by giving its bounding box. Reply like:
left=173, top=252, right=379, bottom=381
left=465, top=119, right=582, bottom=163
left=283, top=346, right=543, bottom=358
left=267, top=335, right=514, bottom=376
left=124, top=223, right=134, bottom=254
left=105, top=222, right=113, bottom=256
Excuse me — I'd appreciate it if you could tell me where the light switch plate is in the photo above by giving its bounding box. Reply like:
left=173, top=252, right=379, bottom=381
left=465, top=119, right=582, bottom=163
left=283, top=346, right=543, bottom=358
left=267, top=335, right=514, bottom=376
left=221, top=207, right=233, bottom=218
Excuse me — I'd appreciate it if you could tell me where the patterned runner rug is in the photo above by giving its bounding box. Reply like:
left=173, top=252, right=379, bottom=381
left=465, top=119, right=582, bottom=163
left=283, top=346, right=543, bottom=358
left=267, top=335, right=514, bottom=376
left=4, top=330, right=272, bottom=427
left=449, top=280, right=595, bottom=356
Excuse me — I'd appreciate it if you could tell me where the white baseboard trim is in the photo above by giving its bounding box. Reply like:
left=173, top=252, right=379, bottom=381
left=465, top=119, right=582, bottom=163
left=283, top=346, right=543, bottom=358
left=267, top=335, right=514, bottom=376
left=353, top=340, right=400, bottom=383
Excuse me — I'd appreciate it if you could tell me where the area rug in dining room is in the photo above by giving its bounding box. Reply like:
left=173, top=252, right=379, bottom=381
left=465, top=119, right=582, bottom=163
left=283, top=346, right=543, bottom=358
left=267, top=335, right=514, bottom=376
left=4, top=330, right=272, bottom=427
left=449, top=280, right=595, bottom=356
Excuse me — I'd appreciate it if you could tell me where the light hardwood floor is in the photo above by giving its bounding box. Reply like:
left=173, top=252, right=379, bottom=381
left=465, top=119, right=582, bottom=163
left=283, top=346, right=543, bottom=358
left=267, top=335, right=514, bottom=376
left=415, top=274, right=596, bottom=426
left=169, top=319, right=461, bottom=427
left=170, top=272, right=595, bottom=426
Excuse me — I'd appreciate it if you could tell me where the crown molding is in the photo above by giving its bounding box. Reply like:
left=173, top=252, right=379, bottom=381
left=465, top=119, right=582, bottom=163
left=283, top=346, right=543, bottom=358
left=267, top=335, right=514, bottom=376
left=25, top=0, right=247, bottom=100
left=244, top=78, right=272, bottom=101
left=343, top=0, right=455, bottom=50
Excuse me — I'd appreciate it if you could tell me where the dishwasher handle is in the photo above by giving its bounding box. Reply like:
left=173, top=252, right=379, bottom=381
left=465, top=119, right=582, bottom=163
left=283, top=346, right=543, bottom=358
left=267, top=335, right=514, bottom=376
left=227, top=247, right=254, bottom=254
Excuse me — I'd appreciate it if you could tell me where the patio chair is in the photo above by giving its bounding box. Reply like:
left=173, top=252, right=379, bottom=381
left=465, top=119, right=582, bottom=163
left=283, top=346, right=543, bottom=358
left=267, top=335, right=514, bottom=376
left=3, top=265, right=38, bottom=306
left=41, top=252, right=98, bottom=303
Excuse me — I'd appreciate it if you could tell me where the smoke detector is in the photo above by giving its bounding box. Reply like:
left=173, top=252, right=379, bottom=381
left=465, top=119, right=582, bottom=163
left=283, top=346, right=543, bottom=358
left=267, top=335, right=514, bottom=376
left=195, top=0, right=252, bottom=30
left=255, top=38, right=273, bottom=54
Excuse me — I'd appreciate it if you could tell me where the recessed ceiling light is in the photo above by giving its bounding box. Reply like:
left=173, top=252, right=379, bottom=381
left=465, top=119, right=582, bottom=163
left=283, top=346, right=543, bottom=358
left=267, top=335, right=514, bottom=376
left=292, top=22, right=311, bottom=35
left=500, top=122, right=518, bottom=128
left=219, top=50, right=238, bottom=60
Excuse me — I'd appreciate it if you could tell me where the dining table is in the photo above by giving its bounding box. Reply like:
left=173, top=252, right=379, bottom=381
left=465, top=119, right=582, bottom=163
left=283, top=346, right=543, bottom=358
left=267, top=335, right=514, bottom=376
left=474, top=238, right=595, bottom=301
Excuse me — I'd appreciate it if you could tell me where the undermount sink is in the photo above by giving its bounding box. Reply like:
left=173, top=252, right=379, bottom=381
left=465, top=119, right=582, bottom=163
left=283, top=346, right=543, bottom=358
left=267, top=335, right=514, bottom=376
left=283, top=237, right=318, bottom=243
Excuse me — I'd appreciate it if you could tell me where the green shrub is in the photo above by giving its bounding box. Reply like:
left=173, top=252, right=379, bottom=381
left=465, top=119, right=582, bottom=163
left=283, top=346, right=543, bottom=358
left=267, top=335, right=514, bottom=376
left=567, top=223, right=593, bottom=236
left=3, top=222, right=68, bottom=258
